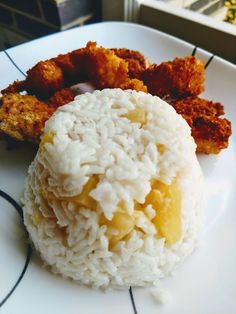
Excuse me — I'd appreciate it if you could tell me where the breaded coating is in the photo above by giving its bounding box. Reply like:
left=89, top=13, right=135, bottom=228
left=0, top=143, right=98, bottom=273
left=67, top=47, right=89, bottom=82
left=49, top=88, right=76, bottom=108
left=119, top=78, right=147, bottom=92
left=53, top=51, right=85, bottom=85
left=112, top=48, right=148, bottom=78
left=142, top=56, right=205, bottom=98
left=0, top=43, right=232, bottom=155
left=71, top=42, right=129, bottom=89
left=190, top=116, right=232, bottom=154
left=2, top=51, right=85, bottom=98
left=172, top=96, right=225, bottom=118
left=0, top=93, right=55, bottom=143
left=172, top=96, right=231, bottom=154
left=2, top=44, right=145, bottom=97
left=25, top=60, right=64, bottom=98
left=1, top=80, right=25, bottom=94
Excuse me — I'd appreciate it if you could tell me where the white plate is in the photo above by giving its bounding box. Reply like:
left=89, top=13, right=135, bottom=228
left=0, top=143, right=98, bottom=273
left=0, top=22, right=236, bottom=314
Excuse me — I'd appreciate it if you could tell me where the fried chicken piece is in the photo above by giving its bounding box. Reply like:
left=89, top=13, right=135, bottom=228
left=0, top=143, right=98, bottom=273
left=0, top=93, right=55, bottom=143
left=119, top=78, right=147, bottom=92
left=189, top=116, right=232, bottom=154
left=172, top=96, right=225, bottom=118
left=2, top=43, right=146, bottom=97
left=52, top=51, right=86, bottom=85
left=1, top=80, right=25, bottom=94
left=71, top=42, right=129, bottom=89
left=3, top=51, right=85, bottom=98
left=172, top=96, right=231, bottom=154
left=48, top=88, right=76, bottom=108
left=142, top=56, right=205, bottom=98
left=1, top=61, right=66, bottom=98
left=112, top=48, right=148, bottom=78
left=0, top=44, right=231, bottom=154
left=25, top=60, right=65, bottom=98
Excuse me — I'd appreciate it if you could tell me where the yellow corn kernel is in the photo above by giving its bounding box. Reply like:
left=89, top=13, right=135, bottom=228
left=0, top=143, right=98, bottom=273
left=134, top=201, right=144, bottom=211
left=40, top=132, right=55, bottom=149
left=67, top=176, right=99, bottom=210
left=32, top=210, right=43, bottom=226
left=41, top=176, right=99, bottom=210
left=146, top=179, right=182, bottom=244
left=123, top=108, right=146, bottom=126
left=157, top=143, right=166, bottom=155
left=101, top=209, right=135, bottom=248
left=145, top=189, right=164, bottom=210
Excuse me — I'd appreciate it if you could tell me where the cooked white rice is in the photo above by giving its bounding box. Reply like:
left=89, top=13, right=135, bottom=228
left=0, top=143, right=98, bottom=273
left=23, top=88, right=204, bottom=288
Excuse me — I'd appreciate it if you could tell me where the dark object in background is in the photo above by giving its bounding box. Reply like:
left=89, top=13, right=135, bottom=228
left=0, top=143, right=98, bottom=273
left=41, top=0, right=93, bottom=28
left=0, top=0, right=101, bottom=49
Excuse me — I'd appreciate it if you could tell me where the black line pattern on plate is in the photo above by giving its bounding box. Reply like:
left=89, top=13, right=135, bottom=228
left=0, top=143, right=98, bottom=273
left=205, top=55, right=215, bottom=69
left=191, top=46, right=197, bottom=56
left=3, top=50, right=26, bottom=77
left=0, top=190, right=32, bottom=308
left=129, top=287, right=138, bottom=314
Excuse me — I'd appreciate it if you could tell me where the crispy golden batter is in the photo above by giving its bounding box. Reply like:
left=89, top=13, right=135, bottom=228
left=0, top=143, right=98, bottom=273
left=67, top=47, right=90, bottom=81
left=71, top=42, right=129, bottom=89
left=1, top=80, right=25, bottom=94
left=172, top=96, right=231, bottom=154
left=172, top=96, right=225, bottom=118
left=142, top=56, right=205, bottom=98
left=0, top=43, right=232, bottom=154
left=119, top=78, right=147, bottom=92
left=48, top=88, right=76, bottom=108
left=52, top=51, right=86, bottom=85
left=25, top=60, right=65, bottom=98
left=0, top=93, right=55, bottom=143
left=112, top=48, right=148, bottom=78
left=1, top=52, right=84, bottom=98
left=1, top=43, right=146, bottom=97
left=190, top=116, right=232, bottom=154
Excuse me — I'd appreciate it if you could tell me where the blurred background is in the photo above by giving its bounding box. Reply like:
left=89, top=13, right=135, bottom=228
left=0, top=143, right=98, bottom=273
left=159, top=0, right=234, bottom=21
left=0, top=0, right=235, bottom=62
left=0, top=0, right=101, bottom=49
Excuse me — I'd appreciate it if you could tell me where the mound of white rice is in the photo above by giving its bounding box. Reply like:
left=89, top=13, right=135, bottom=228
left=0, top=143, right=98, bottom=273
left=23, top=88, right=204, bottom=288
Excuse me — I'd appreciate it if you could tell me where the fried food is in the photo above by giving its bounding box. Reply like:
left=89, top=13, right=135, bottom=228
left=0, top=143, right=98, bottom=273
left=119, top=78, right=147, bottom=92
left=1, top=43, right=147, bottom=98
left=71, top=42, right=129, bottom=89
left=172, top=97, right=231, bottom=154
left=48, top=88, right=76, bottom=108
left=189, top=116, right=232, bottom=154
left=1, top=80, right=25, bottom=94
left=172, top=96, right=225, bottom=118
left=1, top=52, right=84, bottom=98
left=0, top=93, right=55, bottom=143
left=52, top=51, right=86, bottom=85
left=112, top=48, right=148, bottom=78
left=142, top=56, right=205, bottom=98
left=0, top=42, right=232, bottom=155
left=72, top=42, right=147, bottom=91
left=25, top=60, right=65, bottom=98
